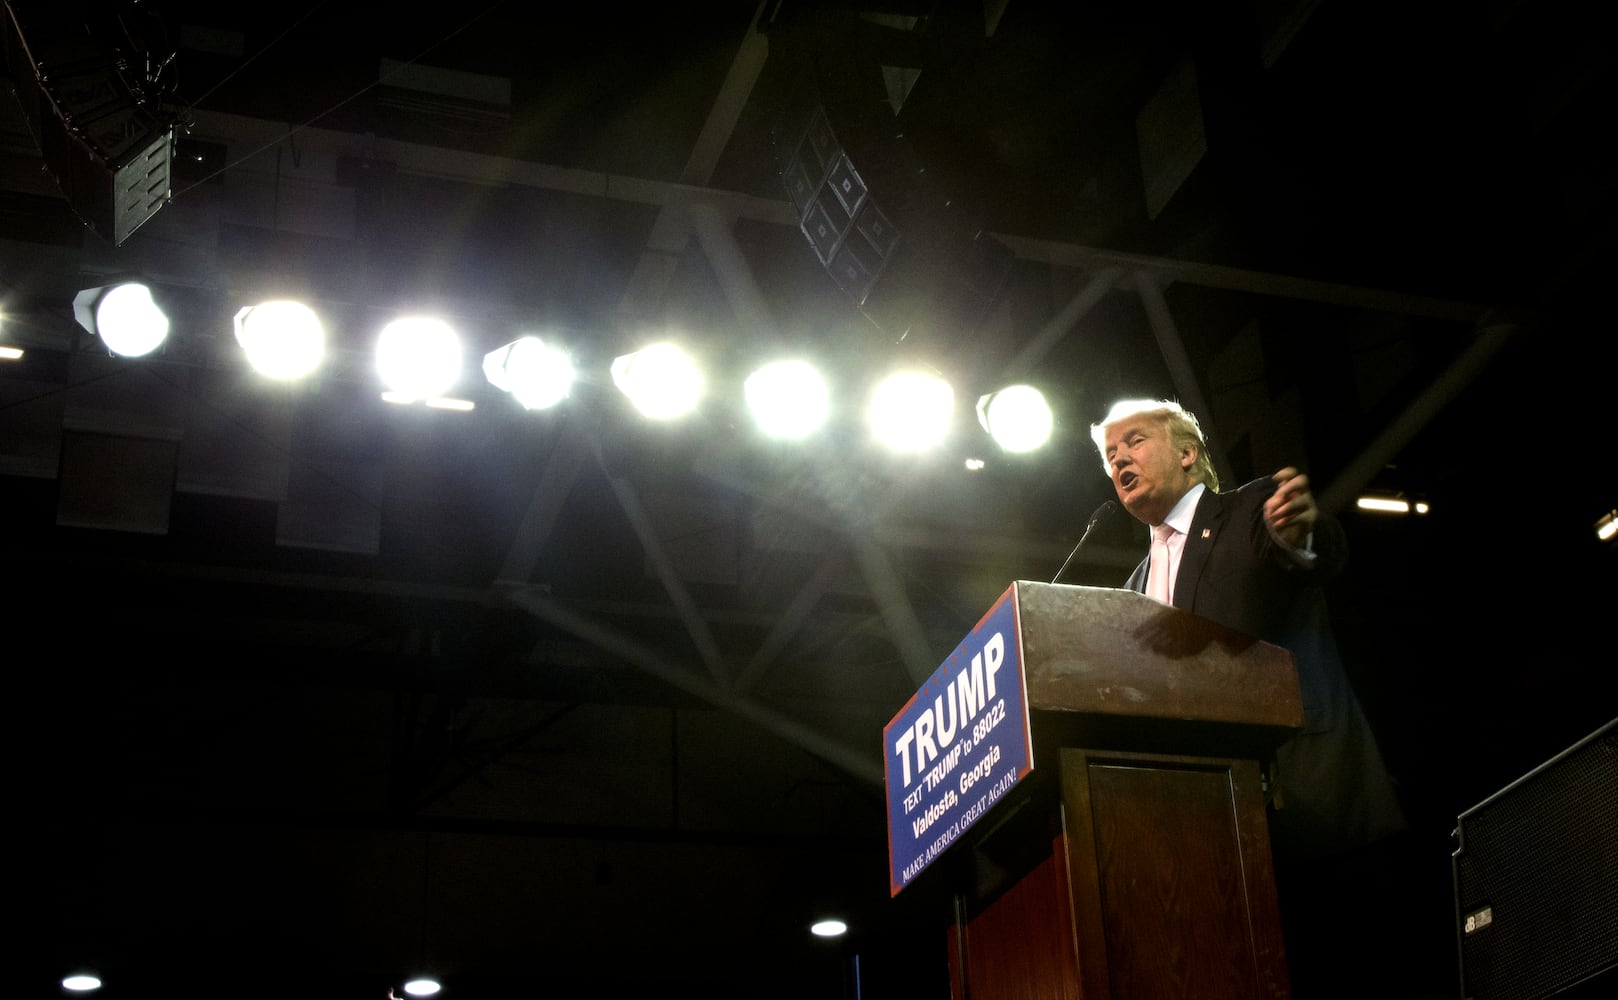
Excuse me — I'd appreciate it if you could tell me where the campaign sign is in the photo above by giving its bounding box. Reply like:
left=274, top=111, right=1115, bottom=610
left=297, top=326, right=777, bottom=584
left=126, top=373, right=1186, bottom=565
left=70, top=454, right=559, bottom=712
left=884, top=584, right=1033, bottom=896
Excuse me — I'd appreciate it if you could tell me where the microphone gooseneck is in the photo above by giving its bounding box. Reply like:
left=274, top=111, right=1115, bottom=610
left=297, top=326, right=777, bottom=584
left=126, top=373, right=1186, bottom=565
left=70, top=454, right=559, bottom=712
left=1050, top=499, right=1118, bottom=584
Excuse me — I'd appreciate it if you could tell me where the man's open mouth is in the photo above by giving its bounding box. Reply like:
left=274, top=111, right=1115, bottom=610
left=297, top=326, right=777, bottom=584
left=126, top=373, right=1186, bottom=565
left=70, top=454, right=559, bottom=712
left=1118, top=471, right=1138, bottom=490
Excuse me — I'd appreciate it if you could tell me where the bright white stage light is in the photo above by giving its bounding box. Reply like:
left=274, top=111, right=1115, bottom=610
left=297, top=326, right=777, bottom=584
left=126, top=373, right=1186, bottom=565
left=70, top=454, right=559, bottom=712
left=235, top=301, right=325, bottom=380
left=745, top=359, right=829, bottom=440
left=611, top=341, right=703, bottom=420
left=1356, top=496, right=1411, bottom=514
left=810, top=918, right=848, bottom=938
left=869, top=370, right=953, bottom=452
left=976, top=384, right=1053, bottom=452
left=376, top=317, right=461, bottom=401
left=74, top=282, right=169, bottom=357
left=61, top=974, right=103, bottom=992
left=484, top=336, right=575, bottom=410
left=403, top=978, right=441, bottom=996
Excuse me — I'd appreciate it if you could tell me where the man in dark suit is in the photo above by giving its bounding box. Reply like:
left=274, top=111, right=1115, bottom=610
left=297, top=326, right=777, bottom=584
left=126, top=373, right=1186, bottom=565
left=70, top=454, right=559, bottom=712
left=1090, top=398, right=1411, bottom=996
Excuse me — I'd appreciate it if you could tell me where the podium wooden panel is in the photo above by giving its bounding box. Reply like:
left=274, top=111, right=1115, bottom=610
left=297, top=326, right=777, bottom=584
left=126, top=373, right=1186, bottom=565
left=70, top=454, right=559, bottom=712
left=937, top=583, right=1303, bottom=1000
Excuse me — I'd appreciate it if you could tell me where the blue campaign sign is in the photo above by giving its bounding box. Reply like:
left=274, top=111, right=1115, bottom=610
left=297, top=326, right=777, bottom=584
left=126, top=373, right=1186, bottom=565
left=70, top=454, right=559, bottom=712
left=884, top=583, right=1034, bottom=895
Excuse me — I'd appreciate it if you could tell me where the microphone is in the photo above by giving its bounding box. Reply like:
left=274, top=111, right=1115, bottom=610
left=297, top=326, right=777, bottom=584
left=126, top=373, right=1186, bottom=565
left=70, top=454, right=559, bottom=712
left=1051, top=500, right=1117, bottom=584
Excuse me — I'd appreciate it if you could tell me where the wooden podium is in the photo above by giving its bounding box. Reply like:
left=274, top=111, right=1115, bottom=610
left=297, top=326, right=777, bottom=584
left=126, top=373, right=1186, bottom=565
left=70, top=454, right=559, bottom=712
left=921, top=582, right=1304, bottom=1000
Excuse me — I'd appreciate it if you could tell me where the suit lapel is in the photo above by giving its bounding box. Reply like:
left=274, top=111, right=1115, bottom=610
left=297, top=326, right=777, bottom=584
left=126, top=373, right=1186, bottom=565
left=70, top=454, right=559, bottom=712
left=1174, top=487, right=1227, bottom=609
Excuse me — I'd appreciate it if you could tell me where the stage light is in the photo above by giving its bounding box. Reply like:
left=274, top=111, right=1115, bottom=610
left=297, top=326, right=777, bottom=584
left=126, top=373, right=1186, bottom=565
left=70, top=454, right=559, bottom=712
left=72, top=281, right=170, bottom=357
left=869, top=369, right=952, bottom=452
left=402, top=978, right=441, bottom=996
left=382, top=392, right=474, bottom=412
left=61, top=974, right=102, bottom=993
left=976, top=384, right=1053, bottom=452
left=483, top=336, right=574, bottom=410
left=1355, top=494, right=1430, bottom=515
left=1597, top=510, right=1617, bottom=543
left=376, top=317, right=461, bottom=401
left=810, top=918, right=848, bottom=938
left=611, top=341, right=703, bottom=420
left=1356, top=497, right=1409, bottom=513
left=744, top=359, right=829, bottom=440
left=234, top=301, right=324, bottom=380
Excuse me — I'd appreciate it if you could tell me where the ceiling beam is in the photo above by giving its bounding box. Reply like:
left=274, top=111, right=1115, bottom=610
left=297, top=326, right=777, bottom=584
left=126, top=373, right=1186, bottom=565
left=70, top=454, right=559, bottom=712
left=505, top=585, right=884, bottom=787
left=734, top=550, right=844, bottom=696
left=996, top=265, right=1123, bottom=382
left=1318, top=319, right=1519, bottom=515
left=601, top=462, right=732, bottom=689
left=495, top=421, right=593, bottom=585
left=1134, top=270, right=1229, bottom=484
left=178, top=110, right=1523, bottom=335
left=1007, top=234, right=1512, bottom=325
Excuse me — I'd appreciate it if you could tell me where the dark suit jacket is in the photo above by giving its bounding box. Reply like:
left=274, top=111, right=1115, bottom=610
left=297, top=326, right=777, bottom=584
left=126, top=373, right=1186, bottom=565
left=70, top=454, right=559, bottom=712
left=1124, top=477, right=1407, bottom=861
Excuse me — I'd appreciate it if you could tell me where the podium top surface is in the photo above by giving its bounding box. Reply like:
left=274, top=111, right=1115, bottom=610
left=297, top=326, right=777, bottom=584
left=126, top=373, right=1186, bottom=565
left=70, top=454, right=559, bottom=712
left=1011, top=581, right=1304, bottom=735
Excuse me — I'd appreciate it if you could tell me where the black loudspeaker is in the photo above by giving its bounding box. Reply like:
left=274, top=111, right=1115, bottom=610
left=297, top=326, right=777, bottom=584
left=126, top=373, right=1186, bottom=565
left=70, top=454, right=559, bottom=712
left=775, top=95, right=1013, bottom=345
left=3, top=1, right=174, bottom=245
left=1453, top=718, right=1618, bottom=1000
left=767, top=25, right=1013, bottom=349
left=780, top=101, right=900, bottom=311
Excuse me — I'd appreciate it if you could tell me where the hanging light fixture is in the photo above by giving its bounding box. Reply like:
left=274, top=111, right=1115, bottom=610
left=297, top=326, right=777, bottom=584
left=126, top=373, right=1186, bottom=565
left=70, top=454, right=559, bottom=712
left=397, top=832, right=443, bottom=998
left=72, top=280, right=170, bottom=357
left=483, top=335, right=575, bottom=410
left=234, top=300, right=325, bottom=380
left=868, top=368, right=953, bottom=452
left=744, top=358, right=830, bottom=440
left=809, top=917, right=848, bottom=938
left=401, top=978, right=442, bottom=997
left=611, top=341, right=704, bottom=420
left=976, top=384, right=1053, bottom=453
left=376, top=316, right=462, bottom=403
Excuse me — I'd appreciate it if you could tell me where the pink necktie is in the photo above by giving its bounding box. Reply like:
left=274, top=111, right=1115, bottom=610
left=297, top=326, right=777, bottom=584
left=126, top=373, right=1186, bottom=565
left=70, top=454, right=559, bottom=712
left=1147, top=523, right=1176, bottom=604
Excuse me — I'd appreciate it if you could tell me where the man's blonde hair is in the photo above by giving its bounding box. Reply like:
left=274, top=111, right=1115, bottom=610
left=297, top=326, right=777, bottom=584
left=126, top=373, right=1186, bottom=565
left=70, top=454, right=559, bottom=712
left=1089, top=398, right=1220, bottom=492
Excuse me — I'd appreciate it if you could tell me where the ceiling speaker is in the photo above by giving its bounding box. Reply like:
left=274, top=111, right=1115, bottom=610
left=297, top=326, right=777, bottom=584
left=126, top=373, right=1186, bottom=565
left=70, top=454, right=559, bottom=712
left=3, top=1, right=175, bottom=245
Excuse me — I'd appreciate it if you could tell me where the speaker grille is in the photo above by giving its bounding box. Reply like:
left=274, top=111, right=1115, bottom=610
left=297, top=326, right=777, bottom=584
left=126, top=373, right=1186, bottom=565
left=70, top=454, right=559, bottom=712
left=3, top=1, right=175, bottom=244
left=1453, top=719, right=1618, bottom=1000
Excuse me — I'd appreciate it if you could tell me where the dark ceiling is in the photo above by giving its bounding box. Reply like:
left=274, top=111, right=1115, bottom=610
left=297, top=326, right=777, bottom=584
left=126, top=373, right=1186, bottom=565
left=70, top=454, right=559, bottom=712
left=6, top=2, right=1614, bottom=998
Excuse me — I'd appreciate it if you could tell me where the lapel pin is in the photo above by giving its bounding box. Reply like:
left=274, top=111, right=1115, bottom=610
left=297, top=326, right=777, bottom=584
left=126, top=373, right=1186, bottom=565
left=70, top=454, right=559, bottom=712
left=1201, top=529, right=1211, bottom=539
